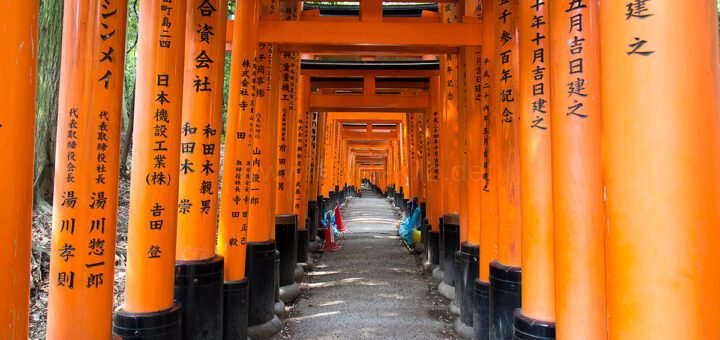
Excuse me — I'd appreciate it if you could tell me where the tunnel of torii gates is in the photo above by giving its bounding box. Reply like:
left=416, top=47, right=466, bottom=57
left=2, top=0, right=720, bottom=340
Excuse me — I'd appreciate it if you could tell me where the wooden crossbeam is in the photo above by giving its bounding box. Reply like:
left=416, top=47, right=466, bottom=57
left=354, top=156, right=388, bottom=163
left=348, top=141, right=391, bottom=148
left=310, top=93, right=428, bottom=112
left=302, top=69, right=437, bottom=77
left=225, top=19, right=482, bottom=53
left=258, top=20, right=482, bottom=47
left=342, top=131, right=398, bottom=140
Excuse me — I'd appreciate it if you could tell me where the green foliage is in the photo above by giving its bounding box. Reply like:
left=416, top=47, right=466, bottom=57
left=123, top=0, right=139, bottom=128
left=223, top=51, right=232, bottom=131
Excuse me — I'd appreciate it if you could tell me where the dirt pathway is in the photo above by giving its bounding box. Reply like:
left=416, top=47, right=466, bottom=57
left=276, top=189, right=454, bottom=339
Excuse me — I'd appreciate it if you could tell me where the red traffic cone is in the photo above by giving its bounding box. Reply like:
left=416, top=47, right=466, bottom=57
left=320, top=215, right=342, bottom=252
left=335, top=202, right=348, bottom=233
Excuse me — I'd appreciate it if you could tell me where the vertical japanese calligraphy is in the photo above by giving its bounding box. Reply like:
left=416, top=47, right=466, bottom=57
left=462, top=0, right=484, bottom=246
left=600, top=1, right=720, bottom=338
left=478, top=0, right=499, bottom=285
left=549, top=0, right=607, bottom=338
left=518, top=0, right=555, bottom=324
left=123, top=0, right=186, bottom=313
left=48, top=1, right=127, bottom=337
left=217, top=0, right=260, bottom=281
left=426, top=76, right=443, bottom=230
left=440, top=3, right=461, bottom=215
left=275, top=3, right=300, bottom=217
left=176, top=0, right=226, bottom=261
left=293, top=76, right=311, bottom=227
left=494, top=0, right=522, bottom=267
left=247, top=41, right=278, bottom=242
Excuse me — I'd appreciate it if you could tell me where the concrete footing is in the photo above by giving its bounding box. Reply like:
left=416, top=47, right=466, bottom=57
left=274, top=300, right=286, bottom=318
left=453, top=317, right=474, bottom=340
left=438, top=281, right=456, bottom=300
left=294, top=264, right=304, bottom=283
left=449, top=299, right=461, bottom=315
left=432, top=267, right=444, bottom=284
left=309, top=236, right=321, bottom=252
left=299, top=257, right=314, bottom=271
left=279, top=282, right=301, bottom=303
left=423, top=261, right=436, bottom=273
left=247, top=314, right=281, bottom=340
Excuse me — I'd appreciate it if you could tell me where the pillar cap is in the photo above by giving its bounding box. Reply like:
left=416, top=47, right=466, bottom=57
left=275, top=214, right=298, bottom=225
left=442, top=213, right=460, bottom=225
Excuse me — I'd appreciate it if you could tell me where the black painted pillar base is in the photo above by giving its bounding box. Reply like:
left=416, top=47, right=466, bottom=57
left=426, top=228, right=439, bottom=272
left=273, top=250, right=286, bottom=317
left=438, top=216, right=445, bottom=270
left=223, top=278, right=249, bottom=340
left=450, top=250, right=463, bottom=316
left=174, top=256, right=224, bottom=340
left=307, top=200, right=318, bottom=242
left=513, top=309, right=556, bottom=340
left=461, top=242, right=480, bottom=327
left=245, top=241, right=279, bottom=339
left=418, top=218, right=429, bottom=259
left=439, top=214, right=460, bottom=299
left=474, top=279, right=490, bottom=340
left=275, top=214, right=298, bottom=287
left=112, top=304, right=182, bottom=340
left=297, top=224, right=309, bottom=263
left=489, top=260, right=522, bottom=340
left=276, top=215, right=300, bottom=304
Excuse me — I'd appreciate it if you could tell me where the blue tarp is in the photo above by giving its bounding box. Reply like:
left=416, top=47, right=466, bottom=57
left=399, top=206, right=421, bottom=245
left=321, top=210, right=340, bottom=236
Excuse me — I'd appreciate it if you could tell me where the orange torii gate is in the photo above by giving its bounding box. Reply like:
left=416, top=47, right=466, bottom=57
left=3, top=1, right=720, bottom=340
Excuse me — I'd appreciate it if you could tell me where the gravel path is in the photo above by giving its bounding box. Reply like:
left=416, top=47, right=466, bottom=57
left=276, top=189, right=455, bottom=339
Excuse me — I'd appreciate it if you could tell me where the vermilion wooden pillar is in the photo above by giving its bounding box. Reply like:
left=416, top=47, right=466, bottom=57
left=493, top=0, right=521, bottom=269
left=320, top=113, right=334, bottom=197
left=274, top=45, right=299, bottom=297
left=304, top=107, right=320, bottom=248
left=474, top=1, right=499, bottom=339
left=0, top=3, right=37, bottom=339
left=515, top=0, right=555, bottom=337
left=216, top=0, right=260, bottom=338
left=440, top=4, right=461, bottom=217
left=600, top=1, right=720, bottom=338
left=274, top=11, right=300, bottom=224
left=173, top=1, right=227, bottom=338
left=424, top=76, right=443, bottom=275
left=400, top=114, right=410, bottom=199
left=48, top=1, right=127, bottom=338
left=454, top=0, right=483, bottom=335
left=275, top=7, right=303, bottom=300
left=294, top=75, right=310, bottom=249
left=435, top=2, right=462, bottom=312
left=114, top=0, right=183, bottom=337
left=549, top=1, right=607, bottom=338
left=489, top=0, right=522, bottom=338
left=318, top=112, right=330, bottom=197
left=248, top=41, right=278, bottom=242
left=477, top=0, right=499, bottom=280
left=245, top=37, right=283, bottom=336
left=176, top=0, right=226, bottom=263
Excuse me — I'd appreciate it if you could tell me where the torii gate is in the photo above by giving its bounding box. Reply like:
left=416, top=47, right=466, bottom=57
left=3, top=1, right=720, bottom=340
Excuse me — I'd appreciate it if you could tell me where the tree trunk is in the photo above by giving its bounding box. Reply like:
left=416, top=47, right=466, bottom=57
left=33, top=0, right=63, bottom=210
left=120, top=84, right=135, bottom=176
